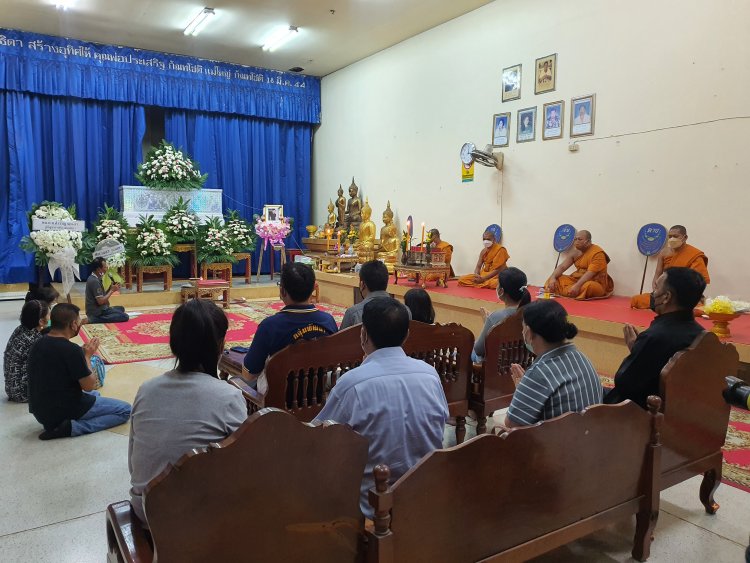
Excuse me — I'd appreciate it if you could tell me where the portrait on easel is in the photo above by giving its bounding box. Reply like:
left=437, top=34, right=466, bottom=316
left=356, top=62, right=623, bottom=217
left=263, top=204, right=283, bottom=222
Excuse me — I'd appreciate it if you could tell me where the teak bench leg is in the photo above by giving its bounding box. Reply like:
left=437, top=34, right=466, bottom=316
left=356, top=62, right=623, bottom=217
left=455, top=416, right=466, bottom=444
left=700, top=463, right=722, bottom=514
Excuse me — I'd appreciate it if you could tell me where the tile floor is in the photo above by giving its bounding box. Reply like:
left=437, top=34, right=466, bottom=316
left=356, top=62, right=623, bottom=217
left=1, top=299, right=748, bottom=562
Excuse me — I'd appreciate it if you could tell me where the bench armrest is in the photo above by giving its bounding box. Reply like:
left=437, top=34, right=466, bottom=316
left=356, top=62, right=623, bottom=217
left=228, top=376, right=265, bottom=410
left=106, top=501, right=153, bottom=563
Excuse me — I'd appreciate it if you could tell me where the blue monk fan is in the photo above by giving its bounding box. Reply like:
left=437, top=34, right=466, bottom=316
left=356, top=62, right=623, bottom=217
left=552, top=224, right=576, bottom=270
left=636, top=223, right=667, bottom=294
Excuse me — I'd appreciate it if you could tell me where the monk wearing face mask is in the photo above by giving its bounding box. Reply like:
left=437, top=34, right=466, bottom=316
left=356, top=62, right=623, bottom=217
left=630, top=225, right=710, bottom=309
left=457, top=230, right=509, bottom=289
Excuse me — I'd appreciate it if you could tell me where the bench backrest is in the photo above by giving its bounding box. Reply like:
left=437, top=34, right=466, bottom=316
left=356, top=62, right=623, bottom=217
left=659, top=330, right=738, bottom=474
left=145, top=408, right=368, bottom=563
left=367, top=401, right=661, bottom=563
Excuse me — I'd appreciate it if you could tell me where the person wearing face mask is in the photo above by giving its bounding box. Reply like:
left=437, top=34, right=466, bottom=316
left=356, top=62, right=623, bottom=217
left=27, top=303, right=131, bottom=440
left=501, top=300, right=602, bottom=429
left=313, top=297, right=448, bottom=518
left=606, top=267, right=706, bottom=408
left=545, top=229, right=614, bottom=300
left=4, top=300, right=50, bottom=402
left=630, top=225, right=710, bottom=309
left=340, top=259, right=393, bottom=329
left=457, top=230, right=509, bottom=288
left=472, top=267, right=532, bottom=362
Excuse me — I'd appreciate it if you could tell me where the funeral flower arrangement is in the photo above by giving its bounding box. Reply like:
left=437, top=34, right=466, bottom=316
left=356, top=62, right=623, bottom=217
left=126, top=215, right=179, bottom=268
left=20, top=201, right=95, bottom=266
left=162, top=197, right=199, bottom=242
left=224, top=209, right=257, bottom=253
left=255, top=215, right=292, bottom=247
left=135, top=140, right=207, bottom=191
left=91, top=205, right=129, bottom=288
left=197, top=218, right=237, bottom=265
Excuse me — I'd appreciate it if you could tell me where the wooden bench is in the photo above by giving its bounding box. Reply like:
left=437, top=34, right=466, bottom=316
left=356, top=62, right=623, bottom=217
left=106, top=408, right=368, bottom=563
left=470, top=309, right=534, bottom=434
left=658, top=330, right=739, bottom=513
left=366, top=398, right=663, bottom=562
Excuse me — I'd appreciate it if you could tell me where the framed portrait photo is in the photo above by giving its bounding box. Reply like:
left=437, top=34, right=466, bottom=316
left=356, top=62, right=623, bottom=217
left=516, top=107, right=537, bottom=143
left=570, top=94, right=595, bottom=137
left=535, top=53, right=557, bottom=95
left=501, top=64, right=522, bottom=102
left=542, top=100, right=564, bottom=140
left=491, top=112, right=510, bottom=147
left=263, top=204, right=284, bottom=223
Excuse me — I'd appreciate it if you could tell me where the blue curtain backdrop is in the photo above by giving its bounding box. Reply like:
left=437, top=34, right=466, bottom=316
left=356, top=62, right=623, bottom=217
left=0, top=91, right=145, bottom=283
left=165, top=110, right=312, bottom=274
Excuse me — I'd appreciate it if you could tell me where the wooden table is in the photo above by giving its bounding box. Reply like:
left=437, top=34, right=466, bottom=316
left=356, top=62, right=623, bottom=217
left=181, top=280, right=231, bottom=309
left=393, top=264, right=451, bottom=288
left=232, top=252, right=252, bottom=285
left=136, top=265, right=173, bottom=293
left=201, top=262, right=233, bottom=286
left=173, top=242, right=197, bottom=279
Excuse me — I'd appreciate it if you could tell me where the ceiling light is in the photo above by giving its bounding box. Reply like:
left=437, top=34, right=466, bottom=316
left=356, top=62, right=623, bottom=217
left=184, top=7, right=216, bottom=36
left=262, top=26, right=300, bottom=53
left=56, top=0, right=75, bottom=10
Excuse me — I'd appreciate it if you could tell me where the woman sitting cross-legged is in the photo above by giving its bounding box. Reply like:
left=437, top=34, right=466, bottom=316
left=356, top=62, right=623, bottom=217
left=128, top=299, right=247, bottom=527
left=4, top=300, right=50, bottom=402
left=501, top=299, right=603, bottom=429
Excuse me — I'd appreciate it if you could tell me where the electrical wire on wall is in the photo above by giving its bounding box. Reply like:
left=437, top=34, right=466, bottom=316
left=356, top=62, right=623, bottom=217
left=497, top=168, right=504, bottom=230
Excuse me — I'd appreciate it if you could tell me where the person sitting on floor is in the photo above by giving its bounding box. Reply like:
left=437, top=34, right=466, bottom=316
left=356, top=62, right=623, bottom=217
left=502, top=300, right=602, bottom=428
left=457, top=230, right=509, bottom=289
left=340, top=259, right=392, bottom=329
left=473, top=267, right=532, bottom=362
left=28, top=303, right=131, bottom=440
left=242, top=262, right=338, bottom=395
left=545, top=230, right=614, bottom=300
left=128, top=299, right=247, bottom=527
left=4, top=300, right=50, bottom=402
left=25, top=285, right=60, bottom=306
left=85, top=257, right=129, bottom=323
left=313, top=297, right=448, bottom=518
left=605, top=267, right=706, bottom=408
left=404, top=288, right=435, bottom=324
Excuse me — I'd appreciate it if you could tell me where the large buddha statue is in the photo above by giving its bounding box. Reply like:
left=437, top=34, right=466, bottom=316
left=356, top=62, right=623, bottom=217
left=344, top=178, right=362, bottom=232
left=336, top=185, right=346, bottom=229
left=378, top=201, right=399, bottom=272
left=356, top=198, right=377, bottom=261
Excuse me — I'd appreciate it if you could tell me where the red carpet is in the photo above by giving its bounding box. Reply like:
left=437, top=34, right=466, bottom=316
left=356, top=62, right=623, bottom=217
left=723, top=408, right=750, bottom=493
left=79, top=301, right=347, bottom=364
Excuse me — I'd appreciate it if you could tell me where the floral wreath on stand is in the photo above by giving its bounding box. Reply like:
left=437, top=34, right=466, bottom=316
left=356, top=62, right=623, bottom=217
left=20, top=201, right=95, bottom=266
left=135, top=140, right=207, bottom=191
left=162, top=196, right=199, bottom=243
left=197, top=218, right=237, bottom=265
left=224, top=209, right=257, bottom=254
left=126, top=215, right=179, bottom=269
left=92, top=204, right=130, bottom=289
left=254, top=215, right=293, bottom=250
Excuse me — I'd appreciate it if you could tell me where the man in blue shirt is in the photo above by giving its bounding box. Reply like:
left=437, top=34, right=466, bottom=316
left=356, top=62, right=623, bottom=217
left=243, top=263, right=337, bottom=400
left=314, top=297, right=448, bottom=518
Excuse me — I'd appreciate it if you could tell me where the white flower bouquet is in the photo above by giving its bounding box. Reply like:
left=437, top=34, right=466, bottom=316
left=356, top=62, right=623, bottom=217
left=20, top=201, right=95, bottom=266
left=224, top=209, right=257, bottom=253
left=135, top=140, right=207, bottom=190
left=126, top=215, right=179, bottom=268
left=197, top=218, right=237, bottom=265
left=162, top=197, right=199, bottom=242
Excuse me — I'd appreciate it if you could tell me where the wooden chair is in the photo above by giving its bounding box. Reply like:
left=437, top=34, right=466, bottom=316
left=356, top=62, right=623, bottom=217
left=658, top=331, right=739, bottom=513
left=106, top=408, right=368, bottom=563
left=366, top=398, right=663, bottom=563
left=401, top=321, right=473, bottom=444
left=228, top=326, right=364, bottom=422
left=470, top=309, right=534, bottom=434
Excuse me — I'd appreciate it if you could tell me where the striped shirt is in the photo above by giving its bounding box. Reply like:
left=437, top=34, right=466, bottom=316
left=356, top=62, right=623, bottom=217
left=507, top=343, right=602, bottom=426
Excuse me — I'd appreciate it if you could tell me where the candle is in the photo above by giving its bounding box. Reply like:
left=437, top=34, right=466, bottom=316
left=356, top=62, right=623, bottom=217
left=326, top=228, right=331, bottom=251
left=421, top=222, right=425, bottom=248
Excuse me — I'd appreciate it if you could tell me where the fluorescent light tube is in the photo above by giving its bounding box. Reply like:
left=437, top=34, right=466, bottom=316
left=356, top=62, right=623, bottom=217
left=184, top=7, right=216, bottom=36
left=262, top=26, right=299, bottom=52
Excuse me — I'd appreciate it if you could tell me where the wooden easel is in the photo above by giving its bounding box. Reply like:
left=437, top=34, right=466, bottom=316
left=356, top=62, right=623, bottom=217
left=256, top=244, right=286, bottom=282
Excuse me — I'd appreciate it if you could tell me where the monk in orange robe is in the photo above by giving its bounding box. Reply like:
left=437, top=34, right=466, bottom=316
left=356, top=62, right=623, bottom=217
left=426, top=228, right=454, bottom=279
left=630, top=225, right=709, bottom=309
left=545, top=230, right=614, bottom=300
left=458, top=231, right=509, bottom=289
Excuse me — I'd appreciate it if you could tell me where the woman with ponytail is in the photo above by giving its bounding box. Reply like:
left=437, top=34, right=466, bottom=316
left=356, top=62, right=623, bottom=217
left=502, top=299, right=602, bottom=428
left=4, top=300, right=50, bottom=402
left=473, top=267, right=531, bottom=361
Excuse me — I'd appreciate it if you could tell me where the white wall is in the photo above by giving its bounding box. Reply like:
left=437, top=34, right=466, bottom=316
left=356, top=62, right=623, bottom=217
left=312, top=0, right=750, bottom=298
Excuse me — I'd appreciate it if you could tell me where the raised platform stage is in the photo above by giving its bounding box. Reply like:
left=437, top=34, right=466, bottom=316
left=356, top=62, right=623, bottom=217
left=314, top=271, right=750, bottom=376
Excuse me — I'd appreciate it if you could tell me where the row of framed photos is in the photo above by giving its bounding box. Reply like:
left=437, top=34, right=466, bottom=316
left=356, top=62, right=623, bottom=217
left=492, top=94, right=595, bottom=146
left=502, top=53, right=557, bottom=101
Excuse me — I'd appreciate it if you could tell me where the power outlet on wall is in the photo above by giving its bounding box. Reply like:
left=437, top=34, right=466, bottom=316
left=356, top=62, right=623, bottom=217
left=568, top=142, right=579, bottom=152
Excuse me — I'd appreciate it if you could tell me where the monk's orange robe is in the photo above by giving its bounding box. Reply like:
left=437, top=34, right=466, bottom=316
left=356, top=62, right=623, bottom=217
left=553, top=244, right=614, bottom=300
left=426, top=241, right=455, bottom=282
left=630, top=244, right=710, bottom=309
left=458, top=243, right=509, bottom=289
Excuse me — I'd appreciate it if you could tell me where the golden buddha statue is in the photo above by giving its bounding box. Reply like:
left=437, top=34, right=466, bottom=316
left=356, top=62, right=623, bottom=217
left=356, top=198, right=377, bottom=262
left=344, top=178, right=363, bottom=232
left=336, top=185, right=346, bottom=228
left=378, top=201, right=399, bottom=272
left=326, top=199, right=337, bottom=231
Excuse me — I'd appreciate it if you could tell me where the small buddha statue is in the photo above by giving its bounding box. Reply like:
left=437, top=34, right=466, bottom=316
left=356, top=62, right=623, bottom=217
left=326, top=199, right=337, bottom=231
left=378, top=201, right=399, bottom=273
left=356, top=198, right=377, bottom=262
left=336, top=185, right=346, bottom=229
left=344, top=178, right=363, bottom=232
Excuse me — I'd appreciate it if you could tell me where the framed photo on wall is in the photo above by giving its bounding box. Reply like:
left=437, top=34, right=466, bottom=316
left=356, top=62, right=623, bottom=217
left=570, top=94, right=595, bottom=137
left=535, top=53, right=557, bottom=95
left=492, top=112, right=510, bottom=147
left=263, top=204, right=284, bottom=222
left=516, top=107, right=537, bottom=143
left=542, top=100, right=564, bottom=140
left=502, top=64, right=522, bottom=102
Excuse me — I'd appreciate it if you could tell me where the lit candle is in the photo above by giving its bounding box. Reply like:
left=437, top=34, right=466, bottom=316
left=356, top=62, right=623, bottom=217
left=326, top=228, right=331, bottom=251
left=421, top=222, right=425, bottom=248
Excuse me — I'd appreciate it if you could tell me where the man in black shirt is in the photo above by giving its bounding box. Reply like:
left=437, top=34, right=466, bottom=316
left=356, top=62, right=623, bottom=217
left=85, top=257, right=128, bottom=323
left=28, top=303, right=131, bottom=440
left=604, top=267, right=706, bottom=408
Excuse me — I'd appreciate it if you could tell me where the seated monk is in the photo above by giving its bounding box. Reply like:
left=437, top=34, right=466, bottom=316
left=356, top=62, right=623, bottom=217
left=424, top=228, right=454, bottom=283
left=458, top=230, right=509, bottom=289
left=630, top=225, right=709, bottom=309
left=545, top=230, right=614, bottom=300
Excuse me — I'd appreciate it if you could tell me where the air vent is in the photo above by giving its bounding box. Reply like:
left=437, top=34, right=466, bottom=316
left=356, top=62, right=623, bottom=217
left=288, top=66, right=304, bottom=73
